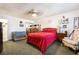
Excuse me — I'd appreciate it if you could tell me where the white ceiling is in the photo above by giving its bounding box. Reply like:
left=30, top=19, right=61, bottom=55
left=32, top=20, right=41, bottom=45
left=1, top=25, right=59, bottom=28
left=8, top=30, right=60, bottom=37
left=0, top=3, right=79, bottom=19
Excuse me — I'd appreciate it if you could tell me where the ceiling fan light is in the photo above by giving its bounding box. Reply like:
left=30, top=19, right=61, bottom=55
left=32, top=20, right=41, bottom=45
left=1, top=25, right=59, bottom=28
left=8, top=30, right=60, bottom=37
left=32, top=13, right=37, bottom=17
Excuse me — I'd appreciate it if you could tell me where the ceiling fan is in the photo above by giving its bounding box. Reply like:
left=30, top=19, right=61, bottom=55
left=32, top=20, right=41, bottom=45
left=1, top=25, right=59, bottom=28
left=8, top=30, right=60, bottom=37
left=25, top=9, right=42, bottom=17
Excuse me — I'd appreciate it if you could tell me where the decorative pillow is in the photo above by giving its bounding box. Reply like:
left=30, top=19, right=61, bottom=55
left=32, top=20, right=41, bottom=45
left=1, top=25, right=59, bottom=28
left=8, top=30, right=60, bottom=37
left=30, top=28, right=39, bottom=33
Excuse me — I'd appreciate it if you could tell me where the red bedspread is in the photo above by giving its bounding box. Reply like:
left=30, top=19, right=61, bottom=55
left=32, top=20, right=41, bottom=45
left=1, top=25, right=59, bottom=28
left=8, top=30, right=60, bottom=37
left=27, top=31, right=57, bottom=54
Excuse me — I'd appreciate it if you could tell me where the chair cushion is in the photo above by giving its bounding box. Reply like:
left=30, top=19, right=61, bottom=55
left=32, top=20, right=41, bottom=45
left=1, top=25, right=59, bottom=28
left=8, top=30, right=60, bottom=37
left=63, top=39, right=77, bottom=45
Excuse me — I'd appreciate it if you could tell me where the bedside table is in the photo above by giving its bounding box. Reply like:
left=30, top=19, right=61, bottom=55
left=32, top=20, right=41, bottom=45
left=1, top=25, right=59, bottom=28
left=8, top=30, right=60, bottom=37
left=58, top=31, right=67, bottom=42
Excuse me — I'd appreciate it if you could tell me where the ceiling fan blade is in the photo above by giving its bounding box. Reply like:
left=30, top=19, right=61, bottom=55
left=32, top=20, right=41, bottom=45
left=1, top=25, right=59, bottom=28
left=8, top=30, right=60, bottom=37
left=24, top=9, right=43, bottom=16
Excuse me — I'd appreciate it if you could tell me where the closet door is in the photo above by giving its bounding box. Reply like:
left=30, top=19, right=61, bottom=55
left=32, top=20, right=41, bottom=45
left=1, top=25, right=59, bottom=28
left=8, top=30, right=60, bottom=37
left=0, top=22, right=3, bottom=53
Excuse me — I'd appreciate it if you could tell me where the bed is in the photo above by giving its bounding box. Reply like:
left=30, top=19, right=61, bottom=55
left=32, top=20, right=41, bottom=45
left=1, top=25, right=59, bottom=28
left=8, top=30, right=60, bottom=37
left=27, top=28, right=58, bottom=54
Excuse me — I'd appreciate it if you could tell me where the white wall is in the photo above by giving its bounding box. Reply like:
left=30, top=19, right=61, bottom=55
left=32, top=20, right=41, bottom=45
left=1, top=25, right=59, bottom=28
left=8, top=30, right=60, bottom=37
left=38, top=9, right=79, bottom=34
left=6, top=16, right=35, bottom=39
left=0, top=16, right=35, bottom=40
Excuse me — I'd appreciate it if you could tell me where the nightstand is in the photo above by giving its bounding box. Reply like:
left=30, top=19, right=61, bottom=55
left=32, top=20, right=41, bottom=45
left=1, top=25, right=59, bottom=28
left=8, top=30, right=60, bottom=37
left=58, top=31, right=67, bottom=42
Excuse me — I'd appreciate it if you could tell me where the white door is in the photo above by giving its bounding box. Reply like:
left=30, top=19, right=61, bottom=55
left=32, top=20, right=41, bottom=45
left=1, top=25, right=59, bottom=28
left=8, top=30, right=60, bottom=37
left=2, top=22, right=8, bottom=41
left=0, top=19, right=8, bottom=42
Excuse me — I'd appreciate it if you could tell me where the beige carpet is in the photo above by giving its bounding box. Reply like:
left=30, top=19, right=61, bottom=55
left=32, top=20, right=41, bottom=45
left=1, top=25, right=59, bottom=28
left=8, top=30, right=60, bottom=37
left=1, top=40, right=75, bottom=55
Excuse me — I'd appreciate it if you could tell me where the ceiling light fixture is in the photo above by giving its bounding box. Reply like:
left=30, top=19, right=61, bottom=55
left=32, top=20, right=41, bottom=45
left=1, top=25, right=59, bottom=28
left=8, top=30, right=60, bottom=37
left=26, top=9, right=42, bottom=17
left=31, top=13, right=37, bottom=17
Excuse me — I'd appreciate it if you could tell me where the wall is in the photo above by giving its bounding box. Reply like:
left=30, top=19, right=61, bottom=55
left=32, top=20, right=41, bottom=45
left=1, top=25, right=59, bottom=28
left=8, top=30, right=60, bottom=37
left=7, top=16, right=35, bottom=40
left=38, top=9, right=79, bottom=34
left=0, top=16, right=35, bottom=40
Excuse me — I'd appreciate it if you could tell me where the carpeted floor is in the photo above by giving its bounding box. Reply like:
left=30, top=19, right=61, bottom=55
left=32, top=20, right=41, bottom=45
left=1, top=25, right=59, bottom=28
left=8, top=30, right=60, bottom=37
left=1, top=39, right=75, bottom=55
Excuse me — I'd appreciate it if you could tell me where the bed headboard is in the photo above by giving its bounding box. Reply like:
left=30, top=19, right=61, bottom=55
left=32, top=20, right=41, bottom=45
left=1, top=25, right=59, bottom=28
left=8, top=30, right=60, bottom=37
left=42, top=28, right=57, bottom=32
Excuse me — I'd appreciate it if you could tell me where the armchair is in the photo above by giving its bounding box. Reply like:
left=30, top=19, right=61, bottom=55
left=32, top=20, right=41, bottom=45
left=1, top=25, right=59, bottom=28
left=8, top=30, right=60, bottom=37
left=62, top=29, right=79, bottom=54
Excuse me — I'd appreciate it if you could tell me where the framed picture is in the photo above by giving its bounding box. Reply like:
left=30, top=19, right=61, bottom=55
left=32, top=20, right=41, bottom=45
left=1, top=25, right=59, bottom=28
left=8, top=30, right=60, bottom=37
left=61, top=16, right=69, bottom=24
left=19, top=21, right=24, bottom=27
left=63, top=25, right=67, bottom=28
